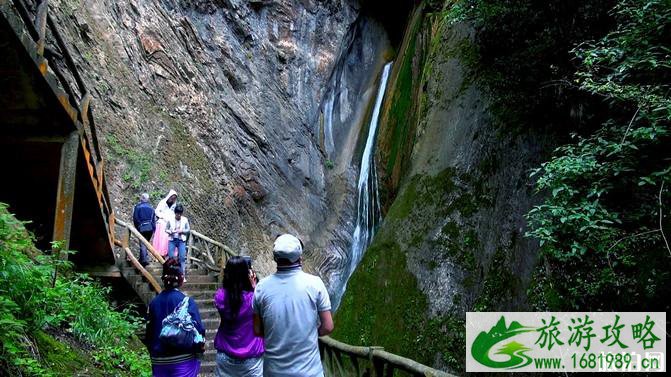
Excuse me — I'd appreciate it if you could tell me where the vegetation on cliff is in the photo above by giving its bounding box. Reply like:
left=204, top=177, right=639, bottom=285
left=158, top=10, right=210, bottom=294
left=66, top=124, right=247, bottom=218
left=0, top=204, right=150, bottom=376
left=336, top=0, right=670, bottom=372
left=525, top=0, right=671, bottom=310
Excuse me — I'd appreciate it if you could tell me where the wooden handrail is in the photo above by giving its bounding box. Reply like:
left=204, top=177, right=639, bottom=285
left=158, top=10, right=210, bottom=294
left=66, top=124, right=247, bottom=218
left=320, top=335, right=372, bottom=357
left=116, top=219, right=165, bottom=264
left=114, top=240, right=161, bottom=293
left=190, top=229, right=237, bottom=258
left=319, top=336, right=454, bottom=377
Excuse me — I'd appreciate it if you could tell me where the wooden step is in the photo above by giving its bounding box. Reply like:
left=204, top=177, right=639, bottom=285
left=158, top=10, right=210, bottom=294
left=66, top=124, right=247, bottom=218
left=202, top=318, right=221, bottom=330
left=181, top=290, right=217, bottom=300
left=124, top=272, right=216, bottom=284
left=182, top=282, right=219, bottom=291
left=198, top=308, right=219, bottom=320
left=200, top=361, right=215, bottom=374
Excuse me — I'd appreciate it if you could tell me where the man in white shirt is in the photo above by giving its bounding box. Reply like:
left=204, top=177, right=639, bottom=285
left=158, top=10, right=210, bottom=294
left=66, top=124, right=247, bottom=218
left=164, top=204, right=190, bottom=279
left=253, top=234, right=334, bottom=377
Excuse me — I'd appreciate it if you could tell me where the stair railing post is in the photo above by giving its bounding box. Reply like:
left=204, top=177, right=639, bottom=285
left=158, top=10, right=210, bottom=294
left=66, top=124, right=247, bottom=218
left=218, top=252, right=225, bottom=285
left=187, top=234, right=194, bottom=270
left=369, top=347, right=384, bottom=377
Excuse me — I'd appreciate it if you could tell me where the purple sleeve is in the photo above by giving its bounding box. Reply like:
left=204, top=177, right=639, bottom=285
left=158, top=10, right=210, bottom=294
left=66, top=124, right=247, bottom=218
left=214, top=289, right=226, bottom=311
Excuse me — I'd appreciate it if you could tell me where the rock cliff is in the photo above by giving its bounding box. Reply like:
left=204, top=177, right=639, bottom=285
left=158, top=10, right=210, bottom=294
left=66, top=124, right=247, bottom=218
left=49, top=0, right=391, bottom=274
left=334, top=2, right=552, bottom=372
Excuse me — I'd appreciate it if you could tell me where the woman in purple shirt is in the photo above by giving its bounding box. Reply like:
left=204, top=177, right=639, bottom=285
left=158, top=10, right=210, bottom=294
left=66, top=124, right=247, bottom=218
left=214, top=256, right=264, bottom=376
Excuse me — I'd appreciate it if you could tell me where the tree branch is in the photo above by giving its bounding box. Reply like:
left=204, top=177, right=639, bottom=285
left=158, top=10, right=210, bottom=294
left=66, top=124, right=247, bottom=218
left=605, top=229, right=660, bottom=270
left=620, top=107, right=640, bottom=145
left=659, top=181, right=671, bottom=257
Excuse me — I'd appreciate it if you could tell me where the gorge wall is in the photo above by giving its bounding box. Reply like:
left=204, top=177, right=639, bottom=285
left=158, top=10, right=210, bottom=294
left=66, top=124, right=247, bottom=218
left=50, top=0, right=391, bottom=275
left=50, top=2, right=552, bottom=369
left=333, top=2, right=553, bottom=372
left=16, top=0, right=668, bottom=374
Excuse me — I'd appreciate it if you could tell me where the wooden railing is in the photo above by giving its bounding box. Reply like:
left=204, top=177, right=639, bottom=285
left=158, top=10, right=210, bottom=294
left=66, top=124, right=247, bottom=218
left=319, top=336, right=454, bottom=377
left=113, top=239, right=162, bottom=294
left=187, top=229, right=238, bottom=283
left=114, top=219, right=165, bottom=294
left=115, top=219, right=165, bottom=265
left=6, top=0, right=114, bottom=247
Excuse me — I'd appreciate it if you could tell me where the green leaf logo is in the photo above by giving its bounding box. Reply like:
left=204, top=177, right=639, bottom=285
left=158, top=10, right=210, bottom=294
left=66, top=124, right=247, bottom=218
left=471, top=316, right=536, bottom=369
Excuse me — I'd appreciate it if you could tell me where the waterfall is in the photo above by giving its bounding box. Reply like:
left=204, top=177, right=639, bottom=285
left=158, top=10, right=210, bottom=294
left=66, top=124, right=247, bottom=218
left=333, top=61, right=393, bottom=309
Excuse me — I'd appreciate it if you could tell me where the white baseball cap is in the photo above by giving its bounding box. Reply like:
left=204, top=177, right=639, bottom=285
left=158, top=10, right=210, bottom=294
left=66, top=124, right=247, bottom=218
left=273, top=234, right=303, bottom=263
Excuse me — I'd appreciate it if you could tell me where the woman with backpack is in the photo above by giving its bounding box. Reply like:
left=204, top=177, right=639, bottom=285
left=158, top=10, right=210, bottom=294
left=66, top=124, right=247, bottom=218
left=146, top=259, right=205, bottom=377
left=213, top=256, right=264, bottom=376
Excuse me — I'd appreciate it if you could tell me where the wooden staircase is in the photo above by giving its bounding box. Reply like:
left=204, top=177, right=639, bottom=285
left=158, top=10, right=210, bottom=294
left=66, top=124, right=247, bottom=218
left=114, top=220, right=453, bottom=377
left=114, top=220, right=228, bottom=376
left=117, top=259, right=221, bottom=375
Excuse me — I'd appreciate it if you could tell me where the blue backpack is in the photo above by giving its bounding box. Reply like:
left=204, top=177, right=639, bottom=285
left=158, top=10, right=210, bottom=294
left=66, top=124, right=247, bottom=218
left=159, top=296, right=204, bottom=350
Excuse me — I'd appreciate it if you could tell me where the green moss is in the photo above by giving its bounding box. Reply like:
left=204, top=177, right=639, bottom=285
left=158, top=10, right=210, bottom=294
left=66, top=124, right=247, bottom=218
left=377, top=8, right=431, bottom=196
left=34, top=330, right=102, bottom=376
left=333, top=240, right=465, bottom=372
left=164, top=117, right=215, bottom=194
left=473, top=247, right=521, bottom=311
left=385, top=168, right=458, bottom=221
left=106, top=134, right=153, bottom=189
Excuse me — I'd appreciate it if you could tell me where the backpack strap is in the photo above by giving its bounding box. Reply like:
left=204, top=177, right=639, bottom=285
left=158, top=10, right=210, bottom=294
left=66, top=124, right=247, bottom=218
left=177, top=296, right=190, bottom=317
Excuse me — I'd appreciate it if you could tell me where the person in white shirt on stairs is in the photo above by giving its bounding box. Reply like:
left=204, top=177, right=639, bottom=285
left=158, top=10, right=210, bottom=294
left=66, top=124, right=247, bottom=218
left=165, top=204, right=190, bottom=282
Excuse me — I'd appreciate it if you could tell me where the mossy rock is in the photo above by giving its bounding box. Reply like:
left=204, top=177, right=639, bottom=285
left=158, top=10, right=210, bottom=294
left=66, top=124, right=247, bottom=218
left=333, top=240, right=465, bottom=372
left=33, top=330, right=103, bottom=377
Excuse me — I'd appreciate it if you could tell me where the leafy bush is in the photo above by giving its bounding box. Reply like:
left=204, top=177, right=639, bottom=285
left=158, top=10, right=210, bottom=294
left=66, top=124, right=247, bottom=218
left=446, top=0, right=618, bottom=132
left=526, top=0, right=671, bottom=310
left=0, top=203, right=151, bottom=376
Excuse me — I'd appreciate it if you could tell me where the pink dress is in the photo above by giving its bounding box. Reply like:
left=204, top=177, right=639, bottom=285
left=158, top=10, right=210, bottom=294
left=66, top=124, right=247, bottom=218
left=152, top=220, right=170, bottom=257
left=152, top=190, right=177, bottom=257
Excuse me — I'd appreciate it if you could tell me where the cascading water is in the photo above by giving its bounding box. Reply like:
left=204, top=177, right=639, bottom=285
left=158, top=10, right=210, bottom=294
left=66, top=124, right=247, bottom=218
left=332, top=61, right=393, bottom=309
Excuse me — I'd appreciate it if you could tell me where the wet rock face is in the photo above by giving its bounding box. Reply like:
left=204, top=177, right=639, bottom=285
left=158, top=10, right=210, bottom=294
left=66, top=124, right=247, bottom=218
left=49, top=0, right=362, bottom=273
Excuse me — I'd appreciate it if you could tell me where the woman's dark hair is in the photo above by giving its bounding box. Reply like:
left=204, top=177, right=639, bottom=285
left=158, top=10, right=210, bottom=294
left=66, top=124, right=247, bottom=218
left=174, top=204, right=184, bottom=214
left=222, top=256, right=253, bottom=319
left=162, top=258, right=183, bottom=288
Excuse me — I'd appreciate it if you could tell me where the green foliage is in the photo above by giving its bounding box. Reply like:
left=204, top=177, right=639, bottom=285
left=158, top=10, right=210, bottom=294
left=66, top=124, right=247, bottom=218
left=445, top=0, right=618, bottom=131
left=106, top=134, right=153, bottom=190
left=324, top=159, right=335, bottom=170
left=526, top=0, right=671, bottom=310
left=0, top=203, right=151, bottom=376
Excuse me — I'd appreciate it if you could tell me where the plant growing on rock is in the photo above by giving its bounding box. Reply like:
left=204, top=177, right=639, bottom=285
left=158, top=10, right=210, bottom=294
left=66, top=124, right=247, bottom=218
left=0, top=203, right=151, bottom=376
left=526, top=0, right=671, bottom=310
